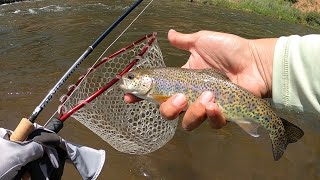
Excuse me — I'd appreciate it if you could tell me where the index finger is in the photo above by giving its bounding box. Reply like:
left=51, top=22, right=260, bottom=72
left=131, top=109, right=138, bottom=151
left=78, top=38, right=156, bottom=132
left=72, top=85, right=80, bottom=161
left=124, top=93, right=143, bottom=103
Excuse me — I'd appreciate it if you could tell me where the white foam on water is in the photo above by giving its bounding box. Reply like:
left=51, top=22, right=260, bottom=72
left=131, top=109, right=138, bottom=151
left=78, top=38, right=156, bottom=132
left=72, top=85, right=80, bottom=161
left=7, top=5, right=71, bottom=15
left=83, top=3, right=109, bottom=7
left=13, top=9, right=21, bottom=14
left=27, top=8, right=37, bottom=14
left=78, top=3, right=112, bottom=11
left=38, top=5, right=69, bottom=12
left=2, top=2, right=114, bottom=16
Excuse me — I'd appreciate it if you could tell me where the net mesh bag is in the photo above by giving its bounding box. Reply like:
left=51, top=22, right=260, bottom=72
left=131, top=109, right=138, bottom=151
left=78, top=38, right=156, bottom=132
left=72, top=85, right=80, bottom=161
left=58, top=33, right=178, bottom=154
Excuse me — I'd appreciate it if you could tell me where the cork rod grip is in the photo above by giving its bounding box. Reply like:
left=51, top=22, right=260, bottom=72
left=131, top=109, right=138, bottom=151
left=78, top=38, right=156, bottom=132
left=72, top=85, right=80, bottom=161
left=10, top=118, right=34, bottom=141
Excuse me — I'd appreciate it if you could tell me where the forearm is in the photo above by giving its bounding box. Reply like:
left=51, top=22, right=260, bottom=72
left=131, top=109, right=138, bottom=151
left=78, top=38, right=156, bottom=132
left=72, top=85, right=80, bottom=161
left=272, top=35, right=320, bottom=113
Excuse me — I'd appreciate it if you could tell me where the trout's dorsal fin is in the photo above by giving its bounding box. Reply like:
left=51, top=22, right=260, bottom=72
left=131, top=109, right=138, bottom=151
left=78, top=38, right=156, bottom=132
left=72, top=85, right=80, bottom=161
left=196, top=69, right=230, bottom=81
left=233, top=119, right=261, bottom=137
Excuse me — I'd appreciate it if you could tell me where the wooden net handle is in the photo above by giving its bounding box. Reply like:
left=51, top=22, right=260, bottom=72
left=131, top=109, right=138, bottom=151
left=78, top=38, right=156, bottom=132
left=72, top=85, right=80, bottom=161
left=10, top=118, right=34, bottom=141
left=9, top=118, right=34, bottom=179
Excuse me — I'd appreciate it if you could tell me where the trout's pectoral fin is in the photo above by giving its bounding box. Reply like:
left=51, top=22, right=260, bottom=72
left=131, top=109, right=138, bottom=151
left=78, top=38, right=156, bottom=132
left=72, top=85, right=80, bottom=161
left=152, top=95, right=170, bottom=103
left=233, top=119, right=261, bottom=137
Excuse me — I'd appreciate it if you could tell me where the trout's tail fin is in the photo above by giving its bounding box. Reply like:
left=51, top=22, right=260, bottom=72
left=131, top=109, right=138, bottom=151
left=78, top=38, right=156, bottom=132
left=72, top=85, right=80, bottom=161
left=271, top=118, right=304, bottom=161
left=281, top=118, right=304, bottom=143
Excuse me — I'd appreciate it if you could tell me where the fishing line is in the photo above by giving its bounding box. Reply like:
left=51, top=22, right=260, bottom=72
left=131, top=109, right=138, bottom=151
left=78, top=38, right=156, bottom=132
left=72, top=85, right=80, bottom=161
left=45, top=0, right=155, bottom=127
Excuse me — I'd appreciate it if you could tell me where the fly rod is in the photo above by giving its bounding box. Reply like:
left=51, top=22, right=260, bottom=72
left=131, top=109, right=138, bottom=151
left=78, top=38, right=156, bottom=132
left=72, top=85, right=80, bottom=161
left=10, top=0, right=144, bottom=141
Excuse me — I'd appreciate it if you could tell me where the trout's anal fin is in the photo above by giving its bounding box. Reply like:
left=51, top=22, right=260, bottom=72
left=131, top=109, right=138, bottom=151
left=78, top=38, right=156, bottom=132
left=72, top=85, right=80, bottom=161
left=233, top=119, right=261, bottom=137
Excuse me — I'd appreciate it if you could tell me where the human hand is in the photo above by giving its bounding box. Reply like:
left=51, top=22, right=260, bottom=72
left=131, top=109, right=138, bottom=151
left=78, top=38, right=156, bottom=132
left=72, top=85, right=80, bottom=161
left=1, top=120, right=105, bottom=180
left=0, top=127, right=64, bottom=180
left=168, top=29, right=277, bottom=97
left=125, top=29, right=277, bottom=130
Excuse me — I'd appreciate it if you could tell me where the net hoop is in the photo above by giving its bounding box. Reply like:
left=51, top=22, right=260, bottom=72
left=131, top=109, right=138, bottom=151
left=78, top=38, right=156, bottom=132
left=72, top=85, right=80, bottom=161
left=61, top=32, right=156, bottom=105
left=58, top=32, right=178, bottom=154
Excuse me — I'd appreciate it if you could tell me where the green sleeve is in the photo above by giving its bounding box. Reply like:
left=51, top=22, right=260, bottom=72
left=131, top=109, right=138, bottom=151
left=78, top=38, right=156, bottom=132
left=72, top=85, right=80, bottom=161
left=272, top=35, right=320, bottom=113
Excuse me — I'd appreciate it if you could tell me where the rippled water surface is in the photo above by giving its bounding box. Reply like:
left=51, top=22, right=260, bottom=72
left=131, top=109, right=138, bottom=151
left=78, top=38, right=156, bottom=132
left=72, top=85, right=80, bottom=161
left=1, top=0, right=320, bottom=179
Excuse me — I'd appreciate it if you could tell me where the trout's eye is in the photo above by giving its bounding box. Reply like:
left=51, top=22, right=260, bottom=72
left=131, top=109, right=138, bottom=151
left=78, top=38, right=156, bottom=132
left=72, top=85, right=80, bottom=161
left=127, top=73, right=135, bottom=80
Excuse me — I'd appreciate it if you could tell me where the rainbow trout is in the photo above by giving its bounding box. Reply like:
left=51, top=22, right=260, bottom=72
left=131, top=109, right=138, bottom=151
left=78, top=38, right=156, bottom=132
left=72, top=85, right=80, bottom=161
left=119, top=67, right=304, bottom=161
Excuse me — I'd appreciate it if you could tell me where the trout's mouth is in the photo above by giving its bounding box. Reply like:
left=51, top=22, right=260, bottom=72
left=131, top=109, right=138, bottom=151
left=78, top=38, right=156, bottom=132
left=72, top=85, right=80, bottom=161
left=118, top=74, right=153, bottom=98
left=118, top=77, right=138, bottom=95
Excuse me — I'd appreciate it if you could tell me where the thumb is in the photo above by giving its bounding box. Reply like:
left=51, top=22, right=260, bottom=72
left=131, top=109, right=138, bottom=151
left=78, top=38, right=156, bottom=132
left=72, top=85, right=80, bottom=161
left=168, top=29, right=196, bottom=51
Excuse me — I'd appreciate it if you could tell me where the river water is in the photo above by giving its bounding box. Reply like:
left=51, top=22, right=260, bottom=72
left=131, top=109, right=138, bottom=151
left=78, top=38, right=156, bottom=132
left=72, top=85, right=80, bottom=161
left=1, top=0, right=320, bottom=179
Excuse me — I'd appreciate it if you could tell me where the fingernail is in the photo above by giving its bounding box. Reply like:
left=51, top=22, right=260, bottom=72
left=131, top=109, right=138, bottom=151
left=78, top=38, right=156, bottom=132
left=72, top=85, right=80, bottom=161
left=172, top=93, right=187, bottom=108
left=205, top=102, right=215, bottom=111
left=200, top=91, right=214, bottom=105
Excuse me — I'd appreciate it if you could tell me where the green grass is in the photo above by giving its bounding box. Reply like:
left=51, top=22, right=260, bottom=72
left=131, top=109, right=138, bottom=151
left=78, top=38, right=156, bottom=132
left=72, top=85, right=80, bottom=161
left=195, top=0, right=320, bottom=29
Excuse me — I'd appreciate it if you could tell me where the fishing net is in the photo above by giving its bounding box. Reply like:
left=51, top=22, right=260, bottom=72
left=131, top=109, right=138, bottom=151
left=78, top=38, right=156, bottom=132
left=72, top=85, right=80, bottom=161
left=58, top=33, right=178, bottom=154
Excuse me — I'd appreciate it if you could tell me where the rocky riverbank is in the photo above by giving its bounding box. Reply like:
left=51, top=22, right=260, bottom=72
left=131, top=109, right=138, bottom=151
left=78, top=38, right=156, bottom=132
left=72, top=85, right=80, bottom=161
left=293, top=0, right=320, bottom=12
left=190, top=0, right=320, bottom=29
